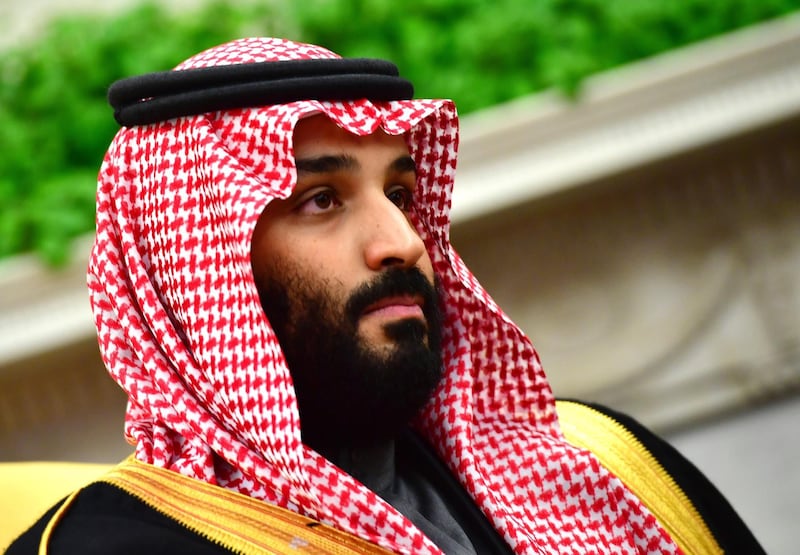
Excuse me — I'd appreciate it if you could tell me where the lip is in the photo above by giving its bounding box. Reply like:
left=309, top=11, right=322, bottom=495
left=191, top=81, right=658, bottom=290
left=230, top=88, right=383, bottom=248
left=361, top=295, right=425, bottom=320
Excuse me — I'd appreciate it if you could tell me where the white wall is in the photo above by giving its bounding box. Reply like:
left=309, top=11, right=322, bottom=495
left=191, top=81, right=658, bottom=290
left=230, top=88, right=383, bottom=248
left=0, top=0, right=201, bottom=49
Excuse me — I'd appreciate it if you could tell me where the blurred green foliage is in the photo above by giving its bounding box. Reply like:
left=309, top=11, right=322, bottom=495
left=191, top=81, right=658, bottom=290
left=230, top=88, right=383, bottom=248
left=1, top=0, right=799, bottom=265
left=292, top=0, right=800, bottom=111
left=0, top=1, right=281, bottom=265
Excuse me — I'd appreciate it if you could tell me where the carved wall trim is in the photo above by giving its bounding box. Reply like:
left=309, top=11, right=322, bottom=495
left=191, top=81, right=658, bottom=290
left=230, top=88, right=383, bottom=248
left=0, top=339, right=128, bottom=461
left=453, top=120, right=800, bottom=430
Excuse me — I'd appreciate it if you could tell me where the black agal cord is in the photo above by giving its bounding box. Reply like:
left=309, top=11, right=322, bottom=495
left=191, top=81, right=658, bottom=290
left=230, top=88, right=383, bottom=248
left=108, top=58, right=414, bottom=127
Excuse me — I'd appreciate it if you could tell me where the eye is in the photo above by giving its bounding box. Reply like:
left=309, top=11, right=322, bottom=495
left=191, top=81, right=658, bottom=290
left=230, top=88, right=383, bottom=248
left=296, top=188, right=341, bottom=215
left=386, top=186, right=414, bottom=212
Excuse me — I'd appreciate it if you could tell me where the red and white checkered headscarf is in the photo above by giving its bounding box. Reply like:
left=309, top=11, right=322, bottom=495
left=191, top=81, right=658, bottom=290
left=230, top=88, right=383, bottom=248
left=88, top=38, right=679, bottom=554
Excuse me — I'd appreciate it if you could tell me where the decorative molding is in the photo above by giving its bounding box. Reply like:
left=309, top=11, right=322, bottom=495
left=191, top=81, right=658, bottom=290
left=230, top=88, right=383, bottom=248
left=454, top=120, right=800, bottom=431
left=0, top=235, right=95, bottom=368
left=0, top=338, right=130, bottom=461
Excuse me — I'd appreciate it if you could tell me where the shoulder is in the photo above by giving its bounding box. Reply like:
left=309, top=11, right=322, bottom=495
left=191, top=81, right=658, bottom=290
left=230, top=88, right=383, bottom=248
left=6, top=482, right=234, bottom=555
left=555, top=399, right=766, bottom=555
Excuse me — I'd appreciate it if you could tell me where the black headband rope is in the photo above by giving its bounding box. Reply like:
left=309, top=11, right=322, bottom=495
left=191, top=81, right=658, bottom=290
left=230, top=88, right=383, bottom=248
left=108, top=58, right=414, bottom=127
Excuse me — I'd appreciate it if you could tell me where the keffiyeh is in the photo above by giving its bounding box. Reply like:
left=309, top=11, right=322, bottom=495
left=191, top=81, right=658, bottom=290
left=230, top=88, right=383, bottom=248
left=88, top=37, right=680, bottom=554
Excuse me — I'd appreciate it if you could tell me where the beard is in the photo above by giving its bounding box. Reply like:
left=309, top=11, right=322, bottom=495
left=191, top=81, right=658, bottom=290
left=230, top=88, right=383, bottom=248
left=256, top=264, right=444, bottom=451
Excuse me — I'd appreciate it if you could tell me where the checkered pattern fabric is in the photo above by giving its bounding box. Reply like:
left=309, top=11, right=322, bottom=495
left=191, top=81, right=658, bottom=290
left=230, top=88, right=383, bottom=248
left=88, top=37, right=680, bottom=554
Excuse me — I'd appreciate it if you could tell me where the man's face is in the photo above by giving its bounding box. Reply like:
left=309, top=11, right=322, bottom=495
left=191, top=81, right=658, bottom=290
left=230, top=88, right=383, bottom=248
left=250, top=115, right=443, bottom=450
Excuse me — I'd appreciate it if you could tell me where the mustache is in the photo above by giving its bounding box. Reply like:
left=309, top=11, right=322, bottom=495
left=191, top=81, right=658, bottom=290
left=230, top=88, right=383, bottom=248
left=345, top=267, right=439, bottom=325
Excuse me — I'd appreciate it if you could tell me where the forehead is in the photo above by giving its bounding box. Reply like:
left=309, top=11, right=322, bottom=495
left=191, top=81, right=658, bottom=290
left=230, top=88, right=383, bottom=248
left=292, top=114, right=409, bottom=159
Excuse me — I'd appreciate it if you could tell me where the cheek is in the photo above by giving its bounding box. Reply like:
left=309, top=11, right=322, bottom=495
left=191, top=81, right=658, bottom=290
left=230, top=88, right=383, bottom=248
left=419, top=249, right=436, bottom=284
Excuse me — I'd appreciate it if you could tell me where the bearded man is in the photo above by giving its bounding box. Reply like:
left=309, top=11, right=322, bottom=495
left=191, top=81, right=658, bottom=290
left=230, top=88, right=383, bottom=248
left=7, top=38, right=764, bottom=554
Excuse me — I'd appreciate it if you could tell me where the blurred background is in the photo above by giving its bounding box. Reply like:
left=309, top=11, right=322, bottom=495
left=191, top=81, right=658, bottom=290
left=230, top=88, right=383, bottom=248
left=1, top=0, right=798, bottom=552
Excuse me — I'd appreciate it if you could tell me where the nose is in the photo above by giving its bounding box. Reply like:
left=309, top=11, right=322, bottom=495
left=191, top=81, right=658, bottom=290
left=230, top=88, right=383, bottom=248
left=362, top=194, right=427, bottom=271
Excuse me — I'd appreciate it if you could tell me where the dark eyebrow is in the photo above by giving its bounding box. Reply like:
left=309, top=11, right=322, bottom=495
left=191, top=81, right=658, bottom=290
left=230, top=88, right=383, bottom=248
left=390, top=155, right=417, bottom=175
left=295, top=155, right=358, bottom=174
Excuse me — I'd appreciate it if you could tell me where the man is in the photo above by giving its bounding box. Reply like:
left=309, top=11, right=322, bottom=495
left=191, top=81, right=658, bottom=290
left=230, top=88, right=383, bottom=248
left=7, top=37, right=763, bottom=554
